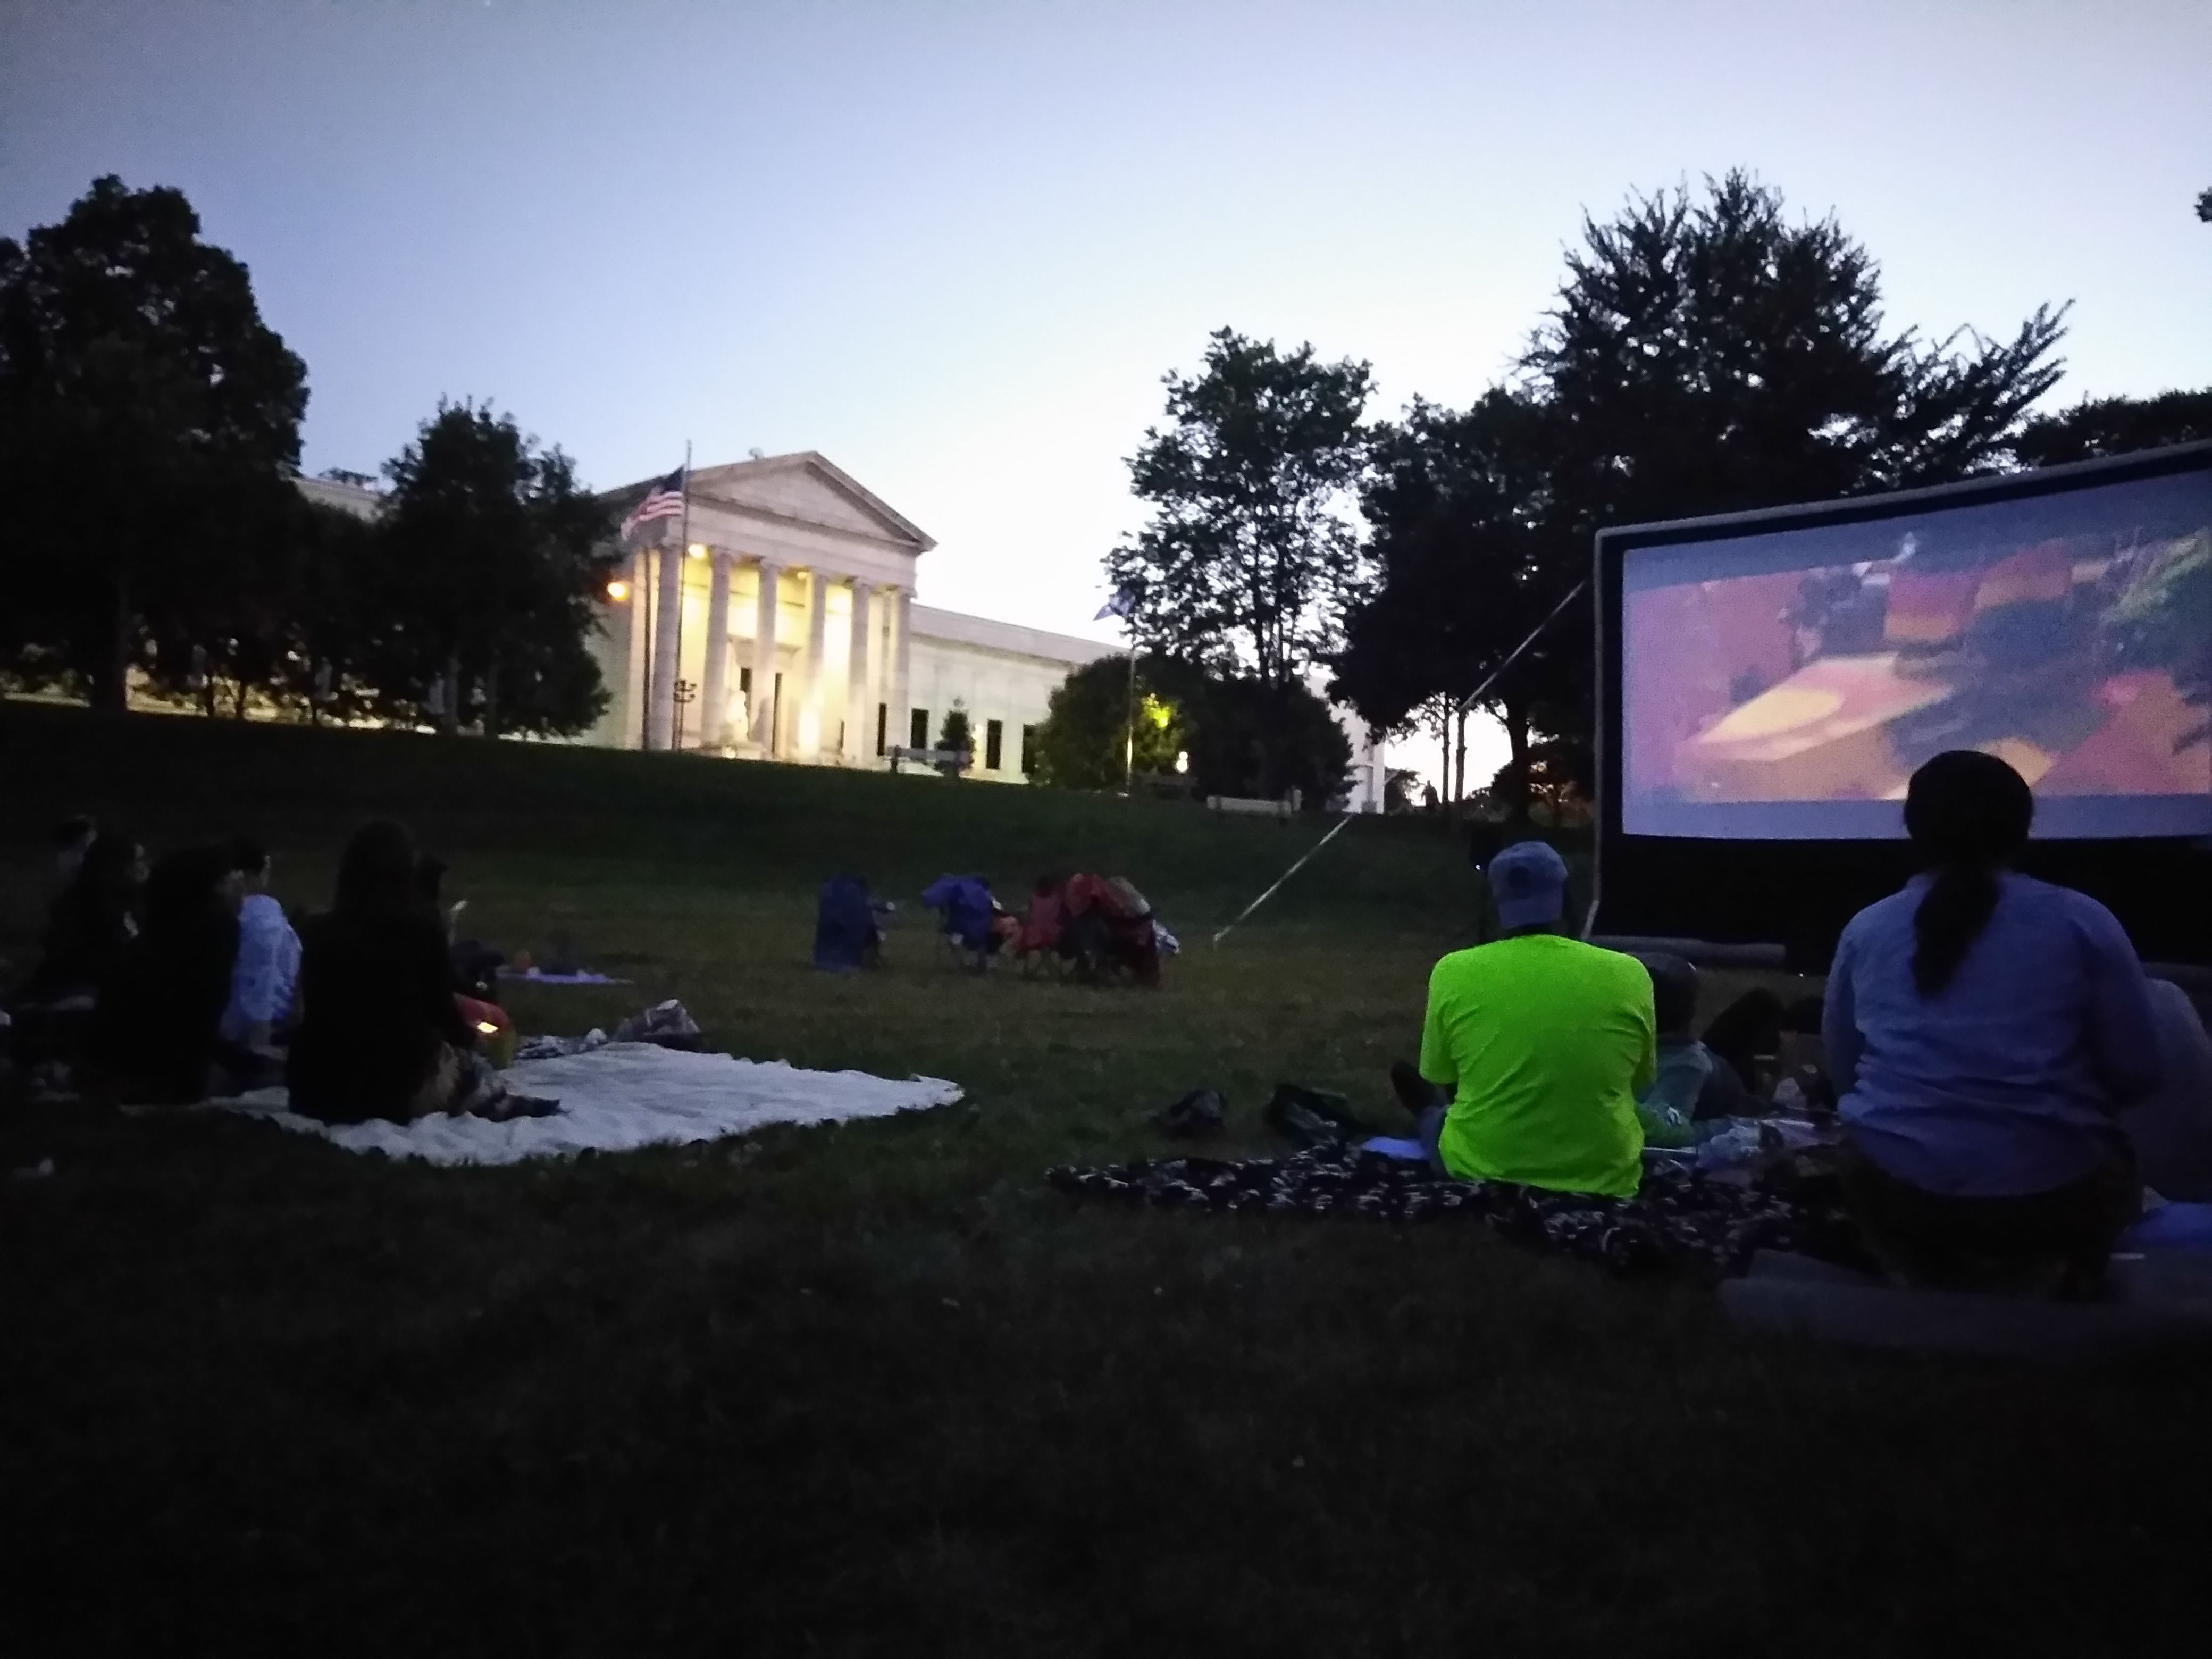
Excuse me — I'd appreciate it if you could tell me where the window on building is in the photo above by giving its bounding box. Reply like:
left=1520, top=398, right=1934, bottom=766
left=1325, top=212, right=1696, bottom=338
left=876, top=703, right=887, bottom=757
left=985, top=719, right=1004, bottom=770
left=910, top=708, right=929, bottom=749
left=1020, top=724, right=1036, bottom=775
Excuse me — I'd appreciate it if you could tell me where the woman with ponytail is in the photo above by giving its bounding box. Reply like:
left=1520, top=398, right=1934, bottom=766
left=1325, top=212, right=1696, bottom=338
left=1822, top=750, right=2164, bottom=1296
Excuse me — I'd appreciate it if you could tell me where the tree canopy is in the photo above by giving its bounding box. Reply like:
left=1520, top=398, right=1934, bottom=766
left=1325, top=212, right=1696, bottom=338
left=1029, top=652, right=1347, bottom=804
left=1106, top=329, right=1372, bottom=693
left=1332, top=170, right=2071, bottom=814
left=2012, top=389, right=2212, bottom=467
left=375, top=401, right=616, bottom=736
left=0, top=175, right=308, bottom=708
left=1026, top=655, right=1186, bottom=790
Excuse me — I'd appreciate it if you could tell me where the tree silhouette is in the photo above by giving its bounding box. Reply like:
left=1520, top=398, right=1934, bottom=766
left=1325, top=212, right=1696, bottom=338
left=0, top=175, right=307, bottom=709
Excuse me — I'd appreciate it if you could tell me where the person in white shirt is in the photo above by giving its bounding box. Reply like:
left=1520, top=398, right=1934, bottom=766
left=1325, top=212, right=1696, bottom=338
left=218, top=838, right=300, bottom=1052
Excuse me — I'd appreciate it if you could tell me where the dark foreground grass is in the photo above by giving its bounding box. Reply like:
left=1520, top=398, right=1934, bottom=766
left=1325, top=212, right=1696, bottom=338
left=4, top=705, right=2210, bottom=1656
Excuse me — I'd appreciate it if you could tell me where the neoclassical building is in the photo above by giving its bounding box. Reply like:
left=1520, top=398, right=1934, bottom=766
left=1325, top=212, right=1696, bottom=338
left=589, top=451, right=1118, bottom=783
left=296, top=451, right=1387, bottom=802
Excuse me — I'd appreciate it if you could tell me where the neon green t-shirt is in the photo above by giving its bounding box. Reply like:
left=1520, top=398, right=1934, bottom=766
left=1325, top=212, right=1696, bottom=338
left=1418, top=933, right=1656, bottom=1198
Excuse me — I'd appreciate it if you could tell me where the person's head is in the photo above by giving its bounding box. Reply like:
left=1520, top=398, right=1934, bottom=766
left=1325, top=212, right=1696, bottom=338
left=53, top=817, right=96, bottom=879
left=1486, top=839, right=1570, bottom=937
left=334, top=820, right=419, bottom=919
left=1902, top=750, right=2034, bottom=996
left=227, top=837, right=272, bottom=896
left=1639, top=952, right=1700, bottom=1038
left=72, top=831, right=144, bottom=901
left=142, top=846, right=233, bottom=936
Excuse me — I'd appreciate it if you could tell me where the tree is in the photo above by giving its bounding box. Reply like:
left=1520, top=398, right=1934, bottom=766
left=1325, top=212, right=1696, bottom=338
left=1106, top=328, right=1371, bottom=795
left=1333, top=390, right=1585, bottom=815
left=935, top=700, right=974, bottom=773
left=1524, top=171, right=2067, bottom=529
left=0, top=175, right=308, bottom=709
left=1144, top=656, right=1350, bottom=805
left=1028, top=655, right=1188, bottom=789
left=2012, top=389, right=2212, bottom=467
left=375, top=401, right=615, bottom=736
left=2197, top=187, right=2211, bottom=224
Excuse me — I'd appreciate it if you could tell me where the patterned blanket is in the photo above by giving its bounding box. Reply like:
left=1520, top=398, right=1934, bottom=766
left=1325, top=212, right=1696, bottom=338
left=1046, top=1143, right=1858, bottom=1276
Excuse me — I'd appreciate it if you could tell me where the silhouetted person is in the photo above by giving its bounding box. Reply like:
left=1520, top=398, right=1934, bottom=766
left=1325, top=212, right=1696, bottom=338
left=1823, top=750, right=2161, bottom=1296
left=288, top=821, right=477, bottom=1124
left=88, top=846, right=240, bottom=1104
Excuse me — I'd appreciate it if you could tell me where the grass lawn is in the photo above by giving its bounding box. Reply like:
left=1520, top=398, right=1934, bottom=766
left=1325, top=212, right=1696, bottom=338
left=3, top=703, right=2209, bottom=1655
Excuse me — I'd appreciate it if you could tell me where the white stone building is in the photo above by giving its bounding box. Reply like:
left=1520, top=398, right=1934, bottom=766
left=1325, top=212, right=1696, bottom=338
left=588, top=451, right=1116, bottom=783
left=295, top=452, right=1387, bottom=804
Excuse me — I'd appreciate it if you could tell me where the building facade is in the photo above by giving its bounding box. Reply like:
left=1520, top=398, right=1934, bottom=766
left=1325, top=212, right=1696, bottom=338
left=296, top=451, right=1386, bottom=804
left=587, top=452, right=1117, bottom=784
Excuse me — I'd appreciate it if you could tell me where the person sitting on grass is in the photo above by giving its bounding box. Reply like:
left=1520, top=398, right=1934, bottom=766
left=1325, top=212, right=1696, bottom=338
left=1401, top=840, right=1655, bottom=1198
left=7, top=831, right=148, bottom=1089
left=216, top=837, right=300, bottom=1063
left=1632, top=953, right=1765, bottom=1149
left=287, top=820, right=487, bottom=1125
left=87, top=845, right=240, bottom=1105
left=51, top=816, right=97, bottom=890
left=1823, top=750, right=2163, bottom=1297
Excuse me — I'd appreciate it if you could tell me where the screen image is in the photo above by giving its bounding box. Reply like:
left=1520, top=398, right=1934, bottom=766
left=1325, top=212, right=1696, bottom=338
left=1620, top=467, right=2212, bottom=840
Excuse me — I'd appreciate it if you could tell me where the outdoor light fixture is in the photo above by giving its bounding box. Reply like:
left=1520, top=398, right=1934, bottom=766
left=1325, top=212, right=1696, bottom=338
left=686, top=542, right=708, bottom=559
left=606, top=579, right=631, bottom=601
left=1175, top=750, right=1189, bottom=774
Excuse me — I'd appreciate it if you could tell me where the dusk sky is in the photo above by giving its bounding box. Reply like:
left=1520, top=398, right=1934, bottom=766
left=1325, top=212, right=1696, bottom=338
left=4, top=0, right=2207, bottom=779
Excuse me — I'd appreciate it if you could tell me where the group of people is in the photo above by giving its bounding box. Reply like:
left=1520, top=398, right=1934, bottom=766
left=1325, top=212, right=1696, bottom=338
left=6, top=818, right=532, bottom=1125
left=1409, top=750, right=2212, bottom=1296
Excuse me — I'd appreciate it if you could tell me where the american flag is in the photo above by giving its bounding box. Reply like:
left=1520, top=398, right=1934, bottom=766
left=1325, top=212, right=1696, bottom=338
left=621, top=467, right=686, bottom=536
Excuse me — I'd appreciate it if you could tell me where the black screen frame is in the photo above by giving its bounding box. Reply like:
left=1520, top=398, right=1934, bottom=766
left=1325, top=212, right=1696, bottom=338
left=1593, top=440, right=2212, bottom=970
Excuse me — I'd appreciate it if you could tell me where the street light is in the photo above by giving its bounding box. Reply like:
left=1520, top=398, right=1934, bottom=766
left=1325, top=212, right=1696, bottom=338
left=672, top=677, right=697, bottom=751
left=606, top=579, right=631, bottom=602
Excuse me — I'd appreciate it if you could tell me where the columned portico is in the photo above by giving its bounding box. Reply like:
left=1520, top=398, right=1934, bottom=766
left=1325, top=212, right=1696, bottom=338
left=648, top=536, right=682, bottom=751
left=888, top=586, right=913, bottom=749
left=845, top=581, right=874, bottom=762
left=700, top=551, right=733, bottom=750
left=751, top=557, right=783, bottom=754
left=802, top=568, right=831, bottom=760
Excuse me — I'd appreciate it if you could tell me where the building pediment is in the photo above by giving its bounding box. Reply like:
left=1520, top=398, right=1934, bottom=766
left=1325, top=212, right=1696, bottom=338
left=609, top=451, right=934, bottom=552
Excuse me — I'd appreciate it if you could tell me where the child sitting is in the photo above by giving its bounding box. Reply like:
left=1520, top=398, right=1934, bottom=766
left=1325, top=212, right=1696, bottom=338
left=1633, top=953, right=1755, bottom=1146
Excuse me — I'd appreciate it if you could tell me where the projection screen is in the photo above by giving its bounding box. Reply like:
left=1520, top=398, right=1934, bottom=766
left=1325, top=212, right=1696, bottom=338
left=1616, top=461, right=2212, bottom=840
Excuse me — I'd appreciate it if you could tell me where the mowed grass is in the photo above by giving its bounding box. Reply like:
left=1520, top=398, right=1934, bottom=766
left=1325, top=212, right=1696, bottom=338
left=3, top=705, right=2209, bottom=1656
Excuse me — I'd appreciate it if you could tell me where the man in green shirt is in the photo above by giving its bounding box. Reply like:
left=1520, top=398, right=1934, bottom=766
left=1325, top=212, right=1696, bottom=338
left=1412, top=840, right=1655, bottom=1198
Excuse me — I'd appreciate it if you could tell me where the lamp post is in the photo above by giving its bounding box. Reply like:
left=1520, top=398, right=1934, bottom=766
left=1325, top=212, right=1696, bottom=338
left=672, top=678, right=697, bottom=752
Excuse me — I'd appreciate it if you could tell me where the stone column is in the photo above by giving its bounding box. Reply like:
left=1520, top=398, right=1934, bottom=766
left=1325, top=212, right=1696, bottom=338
left=803, top=568, right=831, bottom=761
left=889, top=585, right=914, bottom=752
left=648, top=537, right=682, bottom=751
left=844, top=581, right=874, bottom=763
left=627, top=547, right=651, bottom=749
left=699, top=550, right=733, bottom=751
left=751, top=558, right=782, bottom=753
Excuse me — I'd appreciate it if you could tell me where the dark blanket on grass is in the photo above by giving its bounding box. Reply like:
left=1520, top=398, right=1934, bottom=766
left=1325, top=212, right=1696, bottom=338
left=1047, top=1144, right=1857, bottom=1276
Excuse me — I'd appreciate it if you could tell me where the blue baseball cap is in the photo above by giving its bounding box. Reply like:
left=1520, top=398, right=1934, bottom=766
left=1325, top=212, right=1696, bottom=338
left=1486, top=839, right=1569, bottom=931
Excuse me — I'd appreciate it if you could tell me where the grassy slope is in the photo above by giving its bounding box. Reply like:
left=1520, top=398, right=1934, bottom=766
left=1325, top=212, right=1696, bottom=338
left=2, top=704, right=2208, bottom=1656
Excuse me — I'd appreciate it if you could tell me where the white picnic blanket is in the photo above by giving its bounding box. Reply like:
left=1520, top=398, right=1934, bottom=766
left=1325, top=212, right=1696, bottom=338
left=215, top=1042, right=961, bottom=1167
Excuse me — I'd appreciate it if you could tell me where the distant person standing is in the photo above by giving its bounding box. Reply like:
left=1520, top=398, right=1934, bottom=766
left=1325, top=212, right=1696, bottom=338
left=1407, top=841, right=1655, bottom=1197
left=1823, top=750, right=2163, bottom=1296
